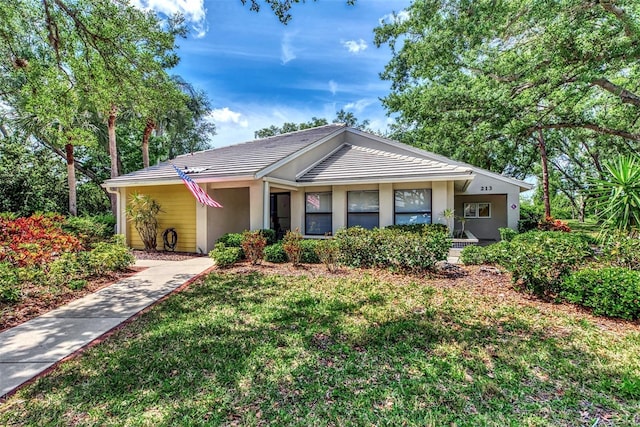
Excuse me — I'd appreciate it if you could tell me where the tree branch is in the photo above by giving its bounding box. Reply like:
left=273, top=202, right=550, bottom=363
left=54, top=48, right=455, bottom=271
left=592, top=78, right=640, bottom=107
left=529, top=122, right=640, bottom=141
left=598, top=0, right=635, bottom=37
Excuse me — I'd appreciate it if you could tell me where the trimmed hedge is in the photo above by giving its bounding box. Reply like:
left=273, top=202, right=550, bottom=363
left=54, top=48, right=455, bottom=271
left=209, top=243, right=242, bottom=268
left=562, top=267, right=640, bottom=320
left=460, top=241, right=510, bottom=266
left=502, top=231, right=593, bottom=296
left=300, top=239, right=321, bottom=264
left=264, top=243, right=287, bottom=263
left=334, top=226, right=450, bottom=272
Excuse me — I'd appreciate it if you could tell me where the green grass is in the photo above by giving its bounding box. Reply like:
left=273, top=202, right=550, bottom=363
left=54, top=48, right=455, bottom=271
left=563, top=218, right=602, bottom=235
left=2, top=272, right=639, bottom=426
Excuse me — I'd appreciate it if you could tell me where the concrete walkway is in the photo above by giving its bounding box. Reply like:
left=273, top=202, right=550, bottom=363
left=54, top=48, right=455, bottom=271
left=0, top=256, right=213, bottom=399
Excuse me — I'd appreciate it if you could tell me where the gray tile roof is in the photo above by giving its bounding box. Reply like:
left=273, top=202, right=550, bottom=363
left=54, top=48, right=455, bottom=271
left=298, top=144, right=472, bottom=182
left=104, top=124, right=346, bottom=185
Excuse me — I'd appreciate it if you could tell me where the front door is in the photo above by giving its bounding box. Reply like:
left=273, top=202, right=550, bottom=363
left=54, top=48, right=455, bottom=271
left=270, top=192, right=291, bottom=239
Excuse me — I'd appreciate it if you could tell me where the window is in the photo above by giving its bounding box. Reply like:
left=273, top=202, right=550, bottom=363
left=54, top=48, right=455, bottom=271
left=394, top=189, right=432, bottom=225
left=305, top=192, right=332, bottom=235
left=347, top=190, right=379, bottom=229
left=464, top=202, right=491, bottom=218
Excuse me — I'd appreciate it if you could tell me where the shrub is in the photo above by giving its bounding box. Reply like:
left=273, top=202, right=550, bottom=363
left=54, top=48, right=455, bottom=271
left=502, top=231, right=593, bottom=296
left=63, top=215, right=113, bottom=247
left=300, top=239, right=321, bottom=264
left=217, top=232, right=243, bottom=247
left=600, top=233, right=640, bottom=270
left=315, top=239, right=339, bottom=272
left=241, top=230, right=266, bottom=265
left=48, top=252, right=82, bottom=286
left=334, top=226, right=450, bottom=272
left=561, top=267, right=640, bottom=320
left=499, top=227, right=517, bottom=242
left=538, top=216, right=571, bottom=232
left=125, top=192, right=161, bottom=251
left=282, top=229, right=303, bottom=265
left=385, top=223, right=449, bottom=234
left=377, top=228, right=449, bottom=273
left=518, top=203, right=543, bottom=233
left=259, top=229, right=277, bottom=245
left=0, top=261, right=20, bottom=303
left=68, top=279, right=88, bottom=291
left=84, top=236, right=135, bottom=275
left=0, top=213, right=82, bottom=267
left=264, top=243, right=287, bottom=263
left=460, top=245, right=487, bottom=265
left=334, top=226, right=383, bottom=268
left=209, top=243, right=242, bottom=268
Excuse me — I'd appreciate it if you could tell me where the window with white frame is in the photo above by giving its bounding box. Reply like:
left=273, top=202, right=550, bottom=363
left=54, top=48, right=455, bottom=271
left=464, top=202, right=491, bottom=218
left=347, top=190, right=379, bottom=229
left=394, top=189, right=432, bottom=225
left=305, top=192, right=332, bottom=235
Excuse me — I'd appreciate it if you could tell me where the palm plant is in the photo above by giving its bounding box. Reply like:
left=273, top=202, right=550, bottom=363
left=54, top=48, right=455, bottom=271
left=590, top=155, right=640, bottom=237
left=125, top=193, right=162, bottom=251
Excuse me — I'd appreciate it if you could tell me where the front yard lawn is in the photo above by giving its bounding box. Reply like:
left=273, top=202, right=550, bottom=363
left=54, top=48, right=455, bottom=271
left=2, top=267, right=639, bottom=426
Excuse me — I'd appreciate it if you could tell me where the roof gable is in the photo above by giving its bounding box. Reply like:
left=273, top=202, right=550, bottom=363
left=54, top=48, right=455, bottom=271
left=104, top=124, right=346, bottom=185
left=298, top=144, right=472, bottom=183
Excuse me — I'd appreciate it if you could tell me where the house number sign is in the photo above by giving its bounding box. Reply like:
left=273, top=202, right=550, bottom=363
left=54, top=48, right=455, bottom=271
left=480, top=186, right=493, bottom=191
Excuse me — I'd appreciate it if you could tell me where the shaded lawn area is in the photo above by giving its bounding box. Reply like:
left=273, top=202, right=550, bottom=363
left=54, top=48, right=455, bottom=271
left=1, top=269, right=639, bottom=426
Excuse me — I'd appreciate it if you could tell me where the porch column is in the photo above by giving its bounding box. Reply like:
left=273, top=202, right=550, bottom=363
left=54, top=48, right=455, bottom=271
left=379, top=183, right=393, bottom=227
left=195, top=184, right=208, bottom=254
left=291, top=190, right=304, bottom=232
left=332, top=186, right=346, bottom=234
left=249, top=181, right=264, bottom=230
left=263, top=180, right=270, bottom=229
left=432, top=181, right=449, bottom=225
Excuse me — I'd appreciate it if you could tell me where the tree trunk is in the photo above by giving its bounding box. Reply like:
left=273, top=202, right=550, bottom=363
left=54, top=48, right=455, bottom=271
left=65, top=142, right=77, bottom=216
left=142, top=117, right=155, bottom=169
left=537, top=129, right=551, bottom=219
left=108, top=104, right=118, bottom=215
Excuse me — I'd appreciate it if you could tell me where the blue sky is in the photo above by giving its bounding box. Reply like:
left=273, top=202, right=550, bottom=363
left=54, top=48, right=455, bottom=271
left=131, top=0, right=411, bottom=147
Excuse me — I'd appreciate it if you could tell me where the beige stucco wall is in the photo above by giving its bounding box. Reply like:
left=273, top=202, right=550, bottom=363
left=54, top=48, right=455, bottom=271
left=292, top=181, right=453, bottom=237
left=458, top=173, right=521, bottom=232
left=206, top=187, right=251, bottom=250
left=454, top=194, right=508, bottom=241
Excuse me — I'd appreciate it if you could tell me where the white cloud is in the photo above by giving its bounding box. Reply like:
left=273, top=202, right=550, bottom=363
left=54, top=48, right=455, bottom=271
left=379, top=10, right=410, bottom=25
left=341, top=39, right=368, bottom=54
left=344, top=98, right=375, bottom=114
left=328, top=80, right=338, bottom=95
left=209, top=107, right=249, bottom=127
left=281, top=32, right=297, bottom=64
left=130, top=0, right=208, bottom=38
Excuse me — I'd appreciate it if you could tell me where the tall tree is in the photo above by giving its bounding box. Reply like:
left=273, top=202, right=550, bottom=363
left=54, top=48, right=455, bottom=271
left=375, top=0, right=640, bottom=217
left=1, top=0, right=184, bottom=214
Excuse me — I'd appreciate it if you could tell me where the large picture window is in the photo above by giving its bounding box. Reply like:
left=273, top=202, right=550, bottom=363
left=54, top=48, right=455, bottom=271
left=347, top=190, right=379, bottom=229
left=394, top=189, right=432, bottom=225
left=464, top=202, right=491, bottom=218
left=305, top=192, right=332, bottom=235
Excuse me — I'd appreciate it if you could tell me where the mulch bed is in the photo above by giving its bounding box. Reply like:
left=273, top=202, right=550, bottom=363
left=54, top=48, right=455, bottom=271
left=0, top=267, right=145, bottom=333
left=0, top=250, right=203, bottom=332
left=131, top=250, right=206, bottom=261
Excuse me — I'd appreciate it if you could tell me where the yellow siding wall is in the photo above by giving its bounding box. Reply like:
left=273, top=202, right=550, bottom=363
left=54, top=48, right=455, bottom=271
left=126, top=185, right=196, bottom=252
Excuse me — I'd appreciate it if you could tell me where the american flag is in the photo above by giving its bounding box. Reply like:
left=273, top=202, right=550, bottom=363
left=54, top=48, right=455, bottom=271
left=173, top=165, right=223, bottom=208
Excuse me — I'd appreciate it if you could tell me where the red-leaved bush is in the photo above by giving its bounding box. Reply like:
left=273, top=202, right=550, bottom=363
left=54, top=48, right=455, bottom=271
left=538, top=216, right=572, bottom=233
left=0, top=214, right=82, bottom=267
